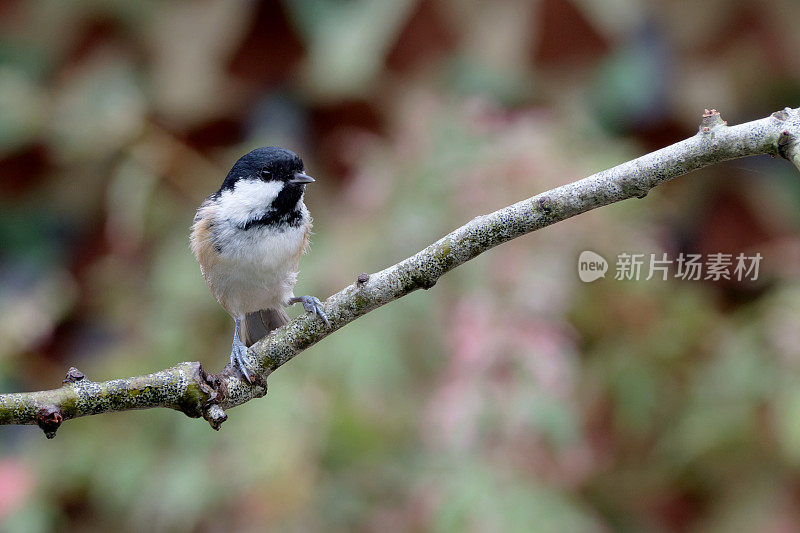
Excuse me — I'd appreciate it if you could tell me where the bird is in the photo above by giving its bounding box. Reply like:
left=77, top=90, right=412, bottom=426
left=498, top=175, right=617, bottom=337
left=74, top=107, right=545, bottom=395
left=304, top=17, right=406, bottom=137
left=190, top=146, right=329, bottom=383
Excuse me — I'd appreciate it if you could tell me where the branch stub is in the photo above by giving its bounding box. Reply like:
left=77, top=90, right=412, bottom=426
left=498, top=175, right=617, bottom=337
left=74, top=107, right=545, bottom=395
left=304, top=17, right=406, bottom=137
left=37, top=405, right=63, bottom=439
left=699, top=109, right=726, bottom=131
left=62, top=367, right=86, bottom=384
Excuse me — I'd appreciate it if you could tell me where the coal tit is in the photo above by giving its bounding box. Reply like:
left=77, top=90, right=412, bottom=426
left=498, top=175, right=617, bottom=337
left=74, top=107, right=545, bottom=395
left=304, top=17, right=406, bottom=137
left=191, top=146, right=329, bottom=382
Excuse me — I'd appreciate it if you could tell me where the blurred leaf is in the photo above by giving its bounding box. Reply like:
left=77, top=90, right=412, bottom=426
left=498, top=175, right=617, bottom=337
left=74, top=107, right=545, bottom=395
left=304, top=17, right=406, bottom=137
left=287, top=0, right=416, bottom=98
left=47, top=60, right=145, bottom=161
left=0, top=67, right=46, bottom=154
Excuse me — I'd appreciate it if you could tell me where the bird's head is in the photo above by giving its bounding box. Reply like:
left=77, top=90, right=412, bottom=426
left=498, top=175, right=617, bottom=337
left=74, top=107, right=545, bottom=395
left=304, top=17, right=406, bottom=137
left=214, top=146, right=315, bottom=227
left=221, top=146, right=314, bottom=189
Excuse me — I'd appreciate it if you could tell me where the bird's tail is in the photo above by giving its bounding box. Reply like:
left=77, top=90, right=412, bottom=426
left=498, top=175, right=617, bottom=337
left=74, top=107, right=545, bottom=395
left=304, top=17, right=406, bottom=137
left=240, top=308, right=290, bottom=347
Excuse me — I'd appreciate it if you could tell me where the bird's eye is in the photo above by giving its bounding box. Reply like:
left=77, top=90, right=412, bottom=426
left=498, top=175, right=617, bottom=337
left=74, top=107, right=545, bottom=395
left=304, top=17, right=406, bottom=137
left=260, top=167, right=271, bottom=178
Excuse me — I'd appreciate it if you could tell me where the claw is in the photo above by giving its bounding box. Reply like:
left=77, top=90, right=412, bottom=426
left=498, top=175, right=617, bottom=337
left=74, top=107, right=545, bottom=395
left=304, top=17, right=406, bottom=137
left=231, top=318, right=255, bottom=383
left=231, top=341, right=254, bottom=383
left=289, top=295, right=330, bottom=327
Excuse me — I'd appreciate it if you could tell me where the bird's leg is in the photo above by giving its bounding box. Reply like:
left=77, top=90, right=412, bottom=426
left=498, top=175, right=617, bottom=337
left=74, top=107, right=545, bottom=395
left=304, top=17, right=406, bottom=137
left=230, top=317, right=254, bottom=383
left=288, top=296, right=330, bottom=327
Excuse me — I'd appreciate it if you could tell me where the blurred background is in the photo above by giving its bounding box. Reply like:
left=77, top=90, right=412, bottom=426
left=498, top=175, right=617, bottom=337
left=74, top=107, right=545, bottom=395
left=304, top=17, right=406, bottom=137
left=1, top=0, right=800, bottom=531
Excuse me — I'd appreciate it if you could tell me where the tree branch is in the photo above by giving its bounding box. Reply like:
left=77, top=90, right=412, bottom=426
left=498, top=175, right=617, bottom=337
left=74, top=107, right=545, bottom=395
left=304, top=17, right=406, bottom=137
left=4, top=107, right=800, bottom=438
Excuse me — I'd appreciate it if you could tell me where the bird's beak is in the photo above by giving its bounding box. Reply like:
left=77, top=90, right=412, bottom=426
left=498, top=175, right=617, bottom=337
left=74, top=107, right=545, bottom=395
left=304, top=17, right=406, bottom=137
left=290, top=172, right=315, bottom=184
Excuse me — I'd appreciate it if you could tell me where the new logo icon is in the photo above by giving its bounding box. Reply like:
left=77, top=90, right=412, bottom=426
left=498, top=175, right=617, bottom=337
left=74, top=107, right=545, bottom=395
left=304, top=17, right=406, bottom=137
left=578, top=251, right=608, bottom=282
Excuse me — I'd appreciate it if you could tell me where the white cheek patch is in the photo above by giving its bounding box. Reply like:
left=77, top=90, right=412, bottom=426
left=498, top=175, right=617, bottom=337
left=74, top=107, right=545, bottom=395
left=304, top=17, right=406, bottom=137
left=215, top=178, right=283, bottom=225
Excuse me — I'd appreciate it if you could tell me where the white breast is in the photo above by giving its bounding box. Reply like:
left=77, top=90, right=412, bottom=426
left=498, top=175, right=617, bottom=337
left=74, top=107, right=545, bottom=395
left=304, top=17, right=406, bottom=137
left=195, top=178, right=310, bottom=318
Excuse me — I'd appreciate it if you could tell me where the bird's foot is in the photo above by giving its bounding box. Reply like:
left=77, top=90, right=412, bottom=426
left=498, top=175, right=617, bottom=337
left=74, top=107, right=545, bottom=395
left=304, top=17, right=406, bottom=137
left=230, top=337, right=255, bottom=383
left=289, top=295, right=330, bottom=327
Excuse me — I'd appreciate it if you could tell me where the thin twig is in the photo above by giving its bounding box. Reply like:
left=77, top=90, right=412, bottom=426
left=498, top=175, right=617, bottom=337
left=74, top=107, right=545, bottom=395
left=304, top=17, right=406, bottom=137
left=3, top=107, right=799, bottom=437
